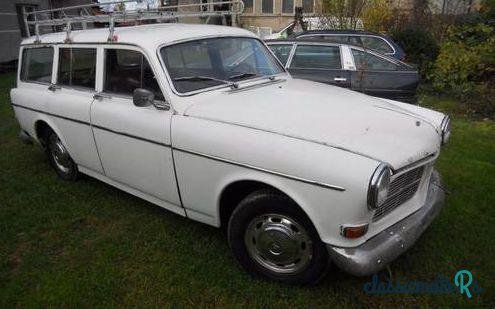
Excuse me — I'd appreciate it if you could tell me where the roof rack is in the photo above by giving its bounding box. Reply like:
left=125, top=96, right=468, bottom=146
left=23, top=0, right=244, bottom=43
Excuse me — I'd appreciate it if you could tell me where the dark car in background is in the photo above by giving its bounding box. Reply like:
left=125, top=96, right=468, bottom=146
left=266, top=39, right=419, bottom=102
left=292, top=30, right=406, bottom=61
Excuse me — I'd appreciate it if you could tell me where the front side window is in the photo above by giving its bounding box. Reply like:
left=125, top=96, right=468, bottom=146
left=262, top=0, right=273, bottom=14
left=282, top=0, right=294, bottom=14
left=104, top=49, right=164, bottom=101
left=352, top=49, right=397, bottom=71
left=268, top=44, right=293, bottom=66
left=20, top=47, right=53, bottom=83
left=360, top=36, right=393, bottom=54
left=58, top=48, right=96, bottom=89
left=161, top=37, right=284, bottom=93
left=290, top=45, right=341, bottom=69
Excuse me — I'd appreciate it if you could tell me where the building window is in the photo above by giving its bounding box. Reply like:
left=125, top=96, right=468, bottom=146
left=302, top=0, right=314, bottom=13
left=282, top=0, right=294, bottom=14
left=243, top=0, right=254, bottom=13
left=262, top=0, right=273, bottom=14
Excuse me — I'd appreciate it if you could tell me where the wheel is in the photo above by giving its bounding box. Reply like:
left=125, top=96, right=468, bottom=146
left=228, top=189, right=329, bottom=284
left=46, top=132, right=78, bottom=181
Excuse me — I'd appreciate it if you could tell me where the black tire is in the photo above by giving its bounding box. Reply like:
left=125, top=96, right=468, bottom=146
left=228, top=189, right=329, bottom=285
left=46, top=131, right=79, bottom=181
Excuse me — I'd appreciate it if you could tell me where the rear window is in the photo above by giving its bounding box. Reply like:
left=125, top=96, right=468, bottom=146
left=20, top=47, right=53, bottom=83
left=361, top=36, right=393, bottom=54
left=290, top=45, right=341, bottom=69
left=57, top=48, right=96, bottom=89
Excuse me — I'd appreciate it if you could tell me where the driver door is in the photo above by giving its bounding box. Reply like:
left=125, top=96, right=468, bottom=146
left=90, top=46, right=181, bottom=209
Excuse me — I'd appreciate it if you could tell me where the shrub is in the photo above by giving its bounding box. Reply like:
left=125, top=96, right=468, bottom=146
left=391, top=27, right=439, bottom=78
left=431, top=23, right=495, bottom=117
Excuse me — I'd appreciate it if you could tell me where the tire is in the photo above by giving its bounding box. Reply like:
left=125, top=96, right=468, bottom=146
left=228, top=189, right=329, bottom=285
left=46, top=132, right=78, bottom=181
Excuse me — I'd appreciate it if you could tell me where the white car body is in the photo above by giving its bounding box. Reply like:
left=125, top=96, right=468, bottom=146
left=11, top=23, right=448, bottom=277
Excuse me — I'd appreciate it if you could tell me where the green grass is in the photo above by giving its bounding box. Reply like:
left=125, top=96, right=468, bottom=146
left=1, top=73, right=494, bottom=307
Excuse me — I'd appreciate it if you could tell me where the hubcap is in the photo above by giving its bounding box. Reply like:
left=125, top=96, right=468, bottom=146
left=50, top=137, right=71, bottom=173
left=244, top=214, right=312, bottom=274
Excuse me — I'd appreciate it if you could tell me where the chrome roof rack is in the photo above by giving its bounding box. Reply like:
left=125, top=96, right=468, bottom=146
left=23, top=0, right=244, bottom=43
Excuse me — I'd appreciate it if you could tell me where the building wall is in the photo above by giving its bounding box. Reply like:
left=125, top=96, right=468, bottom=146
left=0, top=0, right=90, bottom=64
left=240, top=0, right=322, bottom=31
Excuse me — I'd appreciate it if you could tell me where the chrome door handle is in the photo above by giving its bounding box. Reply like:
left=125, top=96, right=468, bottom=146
left=334, top=77, right=347, bottom=82
left=47, top=84, right=61, bottom=92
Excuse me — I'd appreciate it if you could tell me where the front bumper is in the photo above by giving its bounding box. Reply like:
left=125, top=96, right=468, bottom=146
left=327, top=170, right=445, bottom=276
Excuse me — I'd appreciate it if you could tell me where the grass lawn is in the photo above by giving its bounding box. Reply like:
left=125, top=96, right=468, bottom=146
left=0, top=73, right=494, bottom=307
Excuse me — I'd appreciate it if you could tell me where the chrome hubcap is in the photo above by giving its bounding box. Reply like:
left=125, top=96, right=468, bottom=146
left=245, top=214, right=312, bottom=274
left=50, top=137, right=71, bottom=173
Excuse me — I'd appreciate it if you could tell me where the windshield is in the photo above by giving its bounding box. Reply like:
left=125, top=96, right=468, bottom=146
left=160, top=37, right=284, bottom=94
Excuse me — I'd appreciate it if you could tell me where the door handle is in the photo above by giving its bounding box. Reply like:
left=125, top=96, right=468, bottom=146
left=93, top=93, right=111, bottom=101
left=334, top=77, right=347, bottom=82
left=47, top=84, right=61, bottom=92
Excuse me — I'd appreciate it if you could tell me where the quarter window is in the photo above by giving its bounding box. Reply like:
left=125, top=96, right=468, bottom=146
left=268, top=44, right=293, bottom=66
left=104, top=49, right=164, bottom=101
left=360, top=36, right=393, bottom=54
left=352, top=49, right=397, bottom=71
left=290, top=45, right=341, bottom=69
left=20, top=47, right=53, bottom=83
left=57, top=48, right=96, bottom=89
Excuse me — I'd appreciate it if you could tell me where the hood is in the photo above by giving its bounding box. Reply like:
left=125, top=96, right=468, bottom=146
left=183, top=78, right=442, bottom=169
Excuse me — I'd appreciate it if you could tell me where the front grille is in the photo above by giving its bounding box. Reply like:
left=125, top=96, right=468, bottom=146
left=373, top=165, right=425, bottom=221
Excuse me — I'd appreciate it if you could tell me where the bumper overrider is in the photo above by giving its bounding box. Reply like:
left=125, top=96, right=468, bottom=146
left=327, top=170, right=445, bottom=276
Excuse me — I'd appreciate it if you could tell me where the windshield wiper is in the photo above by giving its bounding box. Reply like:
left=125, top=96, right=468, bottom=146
left=173, top=75, right=238, bottom=89
left=228, top=72, right=258, bottom=80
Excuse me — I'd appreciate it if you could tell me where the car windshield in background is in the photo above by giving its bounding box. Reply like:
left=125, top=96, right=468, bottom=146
left=161, top=37, right=284, bottom=93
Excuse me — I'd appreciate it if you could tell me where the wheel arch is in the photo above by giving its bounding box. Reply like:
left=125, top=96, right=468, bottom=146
left=217, top=177, right=316, bottom=235
left=33, top=117, right=68, bottom=149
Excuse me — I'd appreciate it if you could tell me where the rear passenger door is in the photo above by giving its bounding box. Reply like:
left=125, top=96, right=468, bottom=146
left=47, top=46, right=104, bottom=173
left=90, top=46, right=181, bottom=210
left=287, top=44, right=350, bottom=88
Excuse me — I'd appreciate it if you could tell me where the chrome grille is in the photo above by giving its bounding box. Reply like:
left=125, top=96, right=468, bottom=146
left=373, top=165, right=425, bottom=221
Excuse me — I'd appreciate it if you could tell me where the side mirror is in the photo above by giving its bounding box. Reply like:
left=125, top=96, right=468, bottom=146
left=133, top=88, right=154, bottom=107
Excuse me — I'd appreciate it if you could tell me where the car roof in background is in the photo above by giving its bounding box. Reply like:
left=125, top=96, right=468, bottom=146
left=295, top=29, right=384, bottom=36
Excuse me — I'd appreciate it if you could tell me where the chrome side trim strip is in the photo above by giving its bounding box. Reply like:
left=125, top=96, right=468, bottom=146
left=13, top=103, right=345, bottom=191
left=174, top=147, right=346, bottom=192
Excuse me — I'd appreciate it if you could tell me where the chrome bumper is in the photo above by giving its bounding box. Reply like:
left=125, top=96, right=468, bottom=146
left=327, top=170, right=445, bottom=276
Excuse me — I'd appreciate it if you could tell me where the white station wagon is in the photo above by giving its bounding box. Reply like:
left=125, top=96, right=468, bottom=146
left=11, top=23, right=451, bottom=284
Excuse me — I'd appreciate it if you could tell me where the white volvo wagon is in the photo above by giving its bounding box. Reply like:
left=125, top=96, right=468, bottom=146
left=11, top=23, right=451, bottom=284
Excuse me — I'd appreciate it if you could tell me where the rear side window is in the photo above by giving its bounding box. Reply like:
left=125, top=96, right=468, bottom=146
left=268, top=44, right=293, bottom=66
left=290, top=45, right=341, bottom=69
left=352, top=49, right=397, bottom=71
left=361, top=36, right=393, bottom=54
left=20, top=47, right=53, bottom=83
left=58, top=48, right=96, bottom=89
left=104, top=49, right=164, bottom=101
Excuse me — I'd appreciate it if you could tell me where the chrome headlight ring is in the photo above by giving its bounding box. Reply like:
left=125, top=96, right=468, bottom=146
left=367, top=163, right=391, bottom=210
left=441, top=115, right=451, bottom=144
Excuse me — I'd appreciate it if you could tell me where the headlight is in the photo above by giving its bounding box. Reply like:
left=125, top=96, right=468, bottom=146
left=367, top=163, right=391, bottom=210
left=441, top=115, right=451, bottom=144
